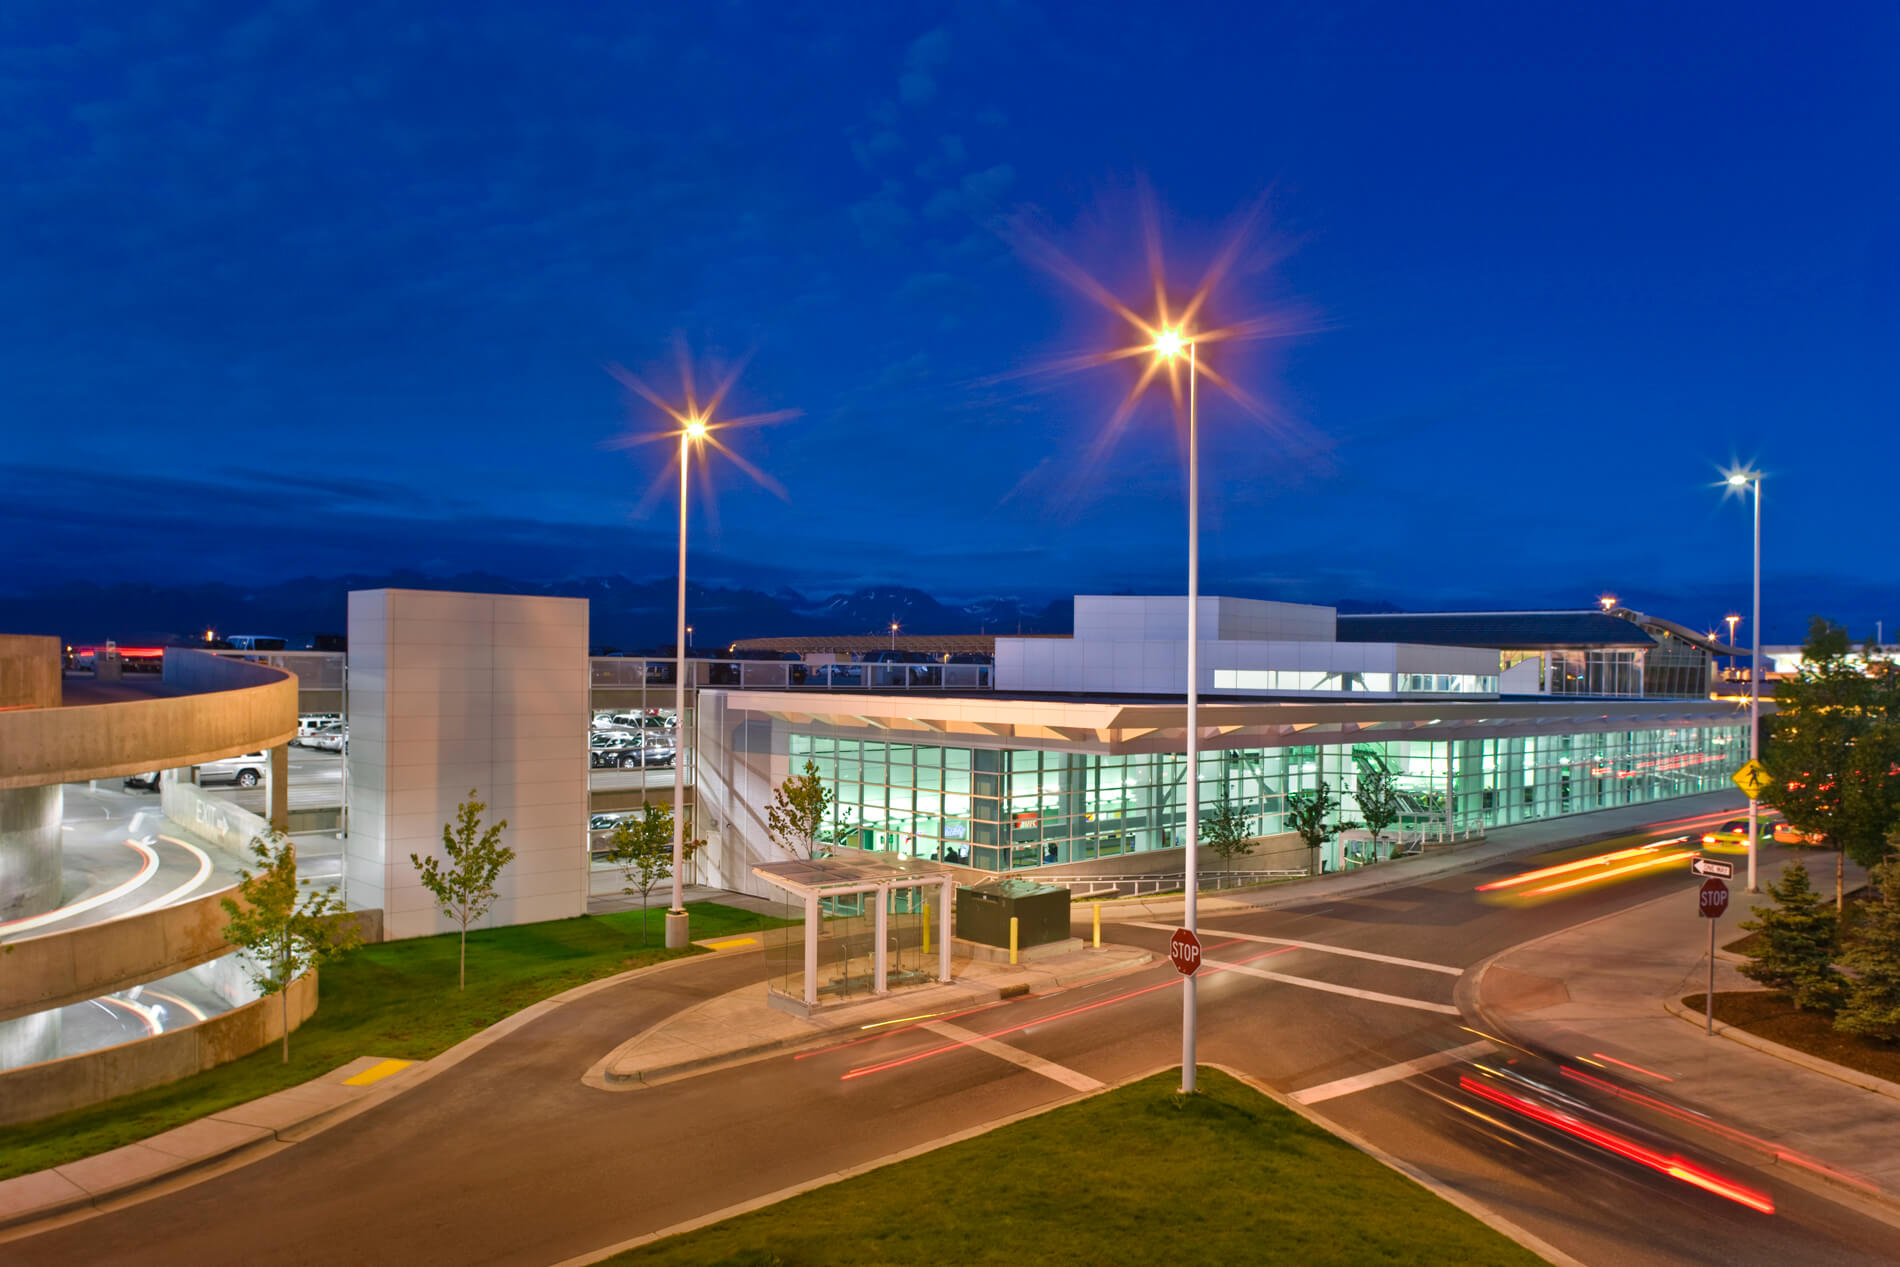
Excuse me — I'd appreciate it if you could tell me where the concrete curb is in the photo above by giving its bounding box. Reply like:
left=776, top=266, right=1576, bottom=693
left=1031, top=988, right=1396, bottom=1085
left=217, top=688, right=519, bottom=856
left=1661, top=994, right=1900, bottom=1104
left=0, top=948, right=736, bottom=1239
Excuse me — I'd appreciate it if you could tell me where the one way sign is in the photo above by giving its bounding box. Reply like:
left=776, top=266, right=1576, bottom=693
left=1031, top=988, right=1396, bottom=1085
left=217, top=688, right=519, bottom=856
left=1690, top=856, right=1735, bottom=879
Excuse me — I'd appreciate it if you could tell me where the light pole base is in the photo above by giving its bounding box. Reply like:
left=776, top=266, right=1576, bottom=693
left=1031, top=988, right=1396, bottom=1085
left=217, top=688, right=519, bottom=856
left=664, top=909, right=691, bottom=949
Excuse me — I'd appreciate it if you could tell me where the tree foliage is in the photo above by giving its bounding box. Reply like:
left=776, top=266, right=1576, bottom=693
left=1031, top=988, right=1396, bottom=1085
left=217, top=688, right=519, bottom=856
left=1837, top=855, right=1900, bottom=1042
left=609, top=804, right=685, bottom=945
left=1200, top=796, right=1254, bottom=867
left=1737, top=862, right=1843, bottom=1014
left=1760, top=618, right=1900, bottom=908
left=220, top=832, right=360, bottom=1062
left=768, top=759, right=834, bottom=859
left=1354, top=766, right=1405, bottom=848
left=1286, top=781, right=1353, bottom=874
left=411, top=790, right=516, bottom=990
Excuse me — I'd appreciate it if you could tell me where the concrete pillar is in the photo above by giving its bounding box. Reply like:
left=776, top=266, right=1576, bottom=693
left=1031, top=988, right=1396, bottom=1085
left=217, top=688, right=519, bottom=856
left=268, top=745, right=290, bottom=834
left=0, top=783, right=62, bottom=922
left=0, top=1009, right=60, bottom=1071
left=872, top=886, right=889, bottom=995
left=803, top=892, right=820, bottom=1008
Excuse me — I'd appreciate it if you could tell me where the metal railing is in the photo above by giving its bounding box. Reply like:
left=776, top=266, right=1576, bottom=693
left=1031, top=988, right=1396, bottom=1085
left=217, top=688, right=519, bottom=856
left=1020, top=869, right=1310, bottom=899
left=590, top=657, right=992, bottom=692
left=209, top=650, right=346, bottom=690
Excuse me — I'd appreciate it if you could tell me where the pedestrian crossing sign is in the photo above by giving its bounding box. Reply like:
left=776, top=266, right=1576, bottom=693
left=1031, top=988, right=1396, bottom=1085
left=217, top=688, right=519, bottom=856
left=1732, top=759, right=1772, bottom=800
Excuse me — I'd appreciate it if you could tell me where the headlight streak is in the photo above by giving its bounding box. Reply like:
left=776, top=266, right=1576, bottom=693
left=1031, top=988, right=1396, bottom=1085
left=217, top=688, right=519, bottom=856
left=1476, top=838, right=1688, bottom=893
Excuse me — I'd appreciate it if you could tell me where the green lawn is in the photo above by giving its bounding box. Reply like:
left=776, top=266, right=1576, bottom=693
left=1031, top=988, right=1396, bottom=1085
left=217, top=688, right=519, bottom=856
left=0, top=901, right=791, bottom=1181
left=604, top=1068, right=1545, bottom=1267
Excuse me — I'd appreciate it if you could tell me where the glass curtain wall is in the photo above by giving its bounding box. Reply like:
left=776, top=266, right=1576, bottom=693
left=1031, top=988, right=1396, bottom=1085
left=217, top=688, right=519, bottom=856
left=791, top=725, right=1744, bottom=873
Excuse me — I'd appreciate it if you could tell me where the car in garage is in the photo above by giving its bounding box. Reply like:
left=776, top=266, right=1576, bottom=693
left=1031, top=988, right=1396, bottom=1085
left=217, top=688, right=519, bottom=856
left=123, top=770, right=161, bottom=791
left=199, top=752, right=270, bottom=788
left=309, top=724, right=347, bottom=753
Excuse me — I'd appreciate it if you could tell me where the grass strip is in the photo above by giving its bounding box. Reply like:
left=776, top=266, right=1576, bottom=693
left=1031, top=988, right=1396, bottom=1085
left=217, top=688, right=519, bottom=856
left=0, top=901, right=791, bottom=1181
left=1684, top=990, right=1900, bottom=1086
left=603, top=1067, right=1545, bottom=1267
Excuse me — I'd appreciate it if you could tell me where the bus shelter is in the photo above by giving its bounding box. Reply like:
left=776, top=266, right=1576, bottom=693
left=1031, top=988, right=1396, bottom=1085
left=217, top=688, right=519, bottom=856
left=753, top=853, right=954, bottom=1013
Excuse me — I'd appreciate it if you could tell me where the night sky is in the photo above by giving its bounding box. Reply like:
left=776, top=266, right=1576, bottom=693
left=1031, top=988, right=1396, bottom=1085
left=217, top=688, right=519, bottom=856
left=4, top=3, right=1895, bottom=640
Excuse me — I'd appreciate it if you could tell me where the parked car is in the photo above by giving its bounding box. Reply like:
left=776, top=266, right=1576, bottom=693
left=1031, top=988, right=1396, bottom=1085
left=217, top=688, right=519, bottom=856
left=123, top=770, right=161, bottom=791
left=589, top=733, right=644, bottom=769
left=309, top=724, right=348, bottom=753
left=296, top=713, right=342, bottom=744
left=199, top=752, right=270, bottom=787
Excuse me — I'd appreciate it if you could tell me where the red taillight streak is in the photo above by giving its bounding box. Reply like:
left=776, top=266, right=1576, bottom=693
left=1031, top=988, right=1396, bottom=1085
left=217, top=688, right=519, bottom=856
left=1589, top=1052, right=1673, bottom=1082
left=839, top=945, right=1294, bottom=1082
left=1460, top=1077, right=1774, bottom=1214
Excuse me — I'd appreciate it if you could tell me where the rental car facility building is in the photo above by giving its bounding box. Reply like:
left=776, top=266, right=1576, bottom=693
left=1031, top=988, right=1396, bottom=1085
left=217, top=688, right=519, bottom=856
left=690, top=595, right=1748, bottom=892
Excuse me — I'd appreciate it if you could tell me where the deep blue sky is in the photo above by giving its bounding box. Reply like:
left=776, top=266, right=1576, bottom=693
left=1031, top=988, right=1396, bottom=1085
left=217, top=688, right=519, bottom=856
left=4, top=2, right=1895, bottom=640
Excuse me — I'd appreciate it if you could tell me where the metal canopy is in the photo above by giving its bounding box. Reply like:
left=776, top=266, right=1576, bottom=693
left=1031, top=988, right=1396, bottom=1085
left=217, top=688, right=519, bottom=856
left=753, top=851, right=950, bottom=896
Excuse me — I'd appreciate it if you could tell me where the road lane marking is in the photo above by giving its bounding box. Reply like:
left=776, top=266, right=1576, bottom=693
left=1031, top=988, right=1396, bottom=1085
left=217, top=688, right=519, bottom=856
left=1201, top=957, right=1461, bottom=1015
left=1290, top=1041, right=1494, bottom=1104
left=343, top=1058, right=414, bottom=1086
left=700, top=937, right=758, bottom=951
left=1131, top=922, right=1462, bottom=976
left=921, top=1021, right=1104, bottom=1092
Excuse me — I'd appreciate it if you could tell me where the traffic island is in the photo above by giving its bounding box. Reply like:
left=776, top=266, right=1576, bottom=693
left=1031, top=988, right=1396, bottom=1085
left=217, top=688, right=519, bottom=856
left=586, top=1067, right=1548, bottom=1267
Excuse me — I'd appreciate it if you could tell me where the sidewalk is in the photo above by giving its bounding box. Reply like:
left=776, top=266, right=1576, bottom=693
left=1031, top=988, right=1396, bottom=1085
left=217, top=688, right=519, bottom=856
left=1472, top=852, right=1900, bottom=1208
left=1095, top=789, right=1751, bottom=923
left=0, top=1055, right=427, bottom=1232
left=588, top=941, right=1153, bottom=1089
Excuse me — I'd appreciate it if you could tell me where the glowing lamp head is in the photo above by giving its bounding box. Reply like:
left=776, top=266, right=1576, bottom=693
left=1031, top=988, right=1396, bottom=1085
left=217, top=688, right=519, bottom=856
left=1600, top=595, right=1617, bottom=612
left=1726, top=472, right=1748, bottom=487
left=685, top=416, right=709, bottom=440
left=1153, top=329, right=1185, bottom=359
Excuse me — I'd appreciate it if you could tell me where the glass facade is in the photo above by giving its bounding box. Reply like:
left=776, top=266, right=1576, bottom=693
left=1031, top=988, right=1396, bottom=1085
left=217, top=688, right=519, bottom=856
left=1211, top=670, right=1500, bottom=694
left=791, top=725, right=1745, bottom=872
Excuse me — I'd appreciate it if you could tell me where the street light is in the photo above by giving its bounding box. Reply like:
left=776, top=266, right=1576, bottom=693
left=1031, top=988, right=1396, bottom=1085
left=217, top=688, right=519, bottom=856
left=607, top=357, right=799, bottom=948
left=1725, top=613, right=1740, bottom=679
left=1152, top=326, right=1204, bottom=1095
left=890, top=621, right=899, bottom=650
left=1599, top=594, right=1618, bottom=612
left=1723, top=467, right=1764, bottom=892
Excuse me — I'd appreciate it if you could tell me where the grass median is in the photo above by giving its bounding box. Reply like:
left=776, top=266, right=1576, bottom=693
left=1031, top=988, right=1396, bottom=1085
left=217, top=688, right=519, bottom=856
left=603, top=1067, right=1544, bottom=1267
left=0, top=900, right=791, bottom=1182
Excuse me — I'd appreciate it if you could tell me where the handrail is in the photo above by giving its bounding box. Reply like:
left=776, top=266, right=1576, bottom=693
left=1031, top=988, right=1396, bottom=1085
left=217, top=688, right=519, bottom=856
left=1020, top=869, right=1309, bottom=899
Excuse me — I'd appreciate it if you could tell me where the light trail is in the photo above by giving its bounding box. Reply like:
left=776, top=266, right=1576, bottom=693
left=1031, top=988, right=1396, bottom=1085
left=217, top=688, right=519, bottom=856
left=95, top=994, right=165, bottom=1037
left=1477, top=838, right=1686, bottom=892
left=142, top=988, right=209, bottom=1023
left=1521, top=850, right=1693, bottom=897
left=1459, top=1076, right=1775, bottom=1214
left=131, top=834, right=216, bottom=914
left=1590, top=1052, right=1673, bottom=1082
left=0, top=837, right=161, bottom=935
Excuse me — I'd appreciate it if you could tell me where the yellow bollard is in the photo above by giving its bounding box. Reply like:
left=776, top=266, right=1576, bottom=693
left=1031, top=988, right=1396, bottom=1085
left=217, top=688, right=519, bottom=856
left=922, top=901, right=931, bottom=955
left=1092, top=901, right=1101, bottom=950
left=1009, top=916, right=1019, bottom=965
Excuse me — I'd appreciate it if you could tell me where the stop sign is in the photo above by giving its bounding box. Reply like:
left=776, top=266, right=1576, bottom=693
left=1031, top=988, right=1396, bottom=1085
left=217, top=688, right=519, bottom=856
left=1169, top=927, right=1203, bottom=975
left=1699, top=878, right=1730, bottom=919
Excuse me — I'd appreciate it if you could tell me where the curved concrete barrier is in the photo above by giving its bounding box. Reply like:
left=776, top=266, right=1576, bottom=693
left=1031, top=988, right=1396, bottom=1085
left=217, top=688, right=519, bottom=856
left=0, top=651, right=297, bottom=790
left=0, top=883, right=245, bottom=1024
left=0, top=969, right=317, bottom=1128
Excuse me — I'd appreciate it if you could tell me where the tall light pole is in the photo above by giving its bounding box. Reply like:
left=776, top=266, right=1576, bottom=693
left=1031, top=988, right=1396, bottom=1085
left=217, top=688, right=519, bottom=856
left=666, top=416, right=709, bottom=948
left=1153, top=327, right=1201, bottom=1095
left=890, top=621, right=899, bottom=651
left=1725, top=613, right=1740, bottom=681
left=1726, top=469, right=1763, bottom=892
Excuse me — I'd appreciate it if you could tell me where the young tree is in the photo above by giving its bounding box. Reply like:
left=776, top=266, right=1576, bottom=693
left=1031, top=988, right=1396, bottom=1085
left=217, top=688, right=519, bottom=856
left=767, top=759, right=834, bottom=859
left=411, top=790, right=516, bottom=990
left=1354, top=765, right=1405, bottom=853
left=221, top=832, right=360, bottom=1062
left=609, top=804, right=676, bottom=945
left=1836, top=854, right=1900, bottom=1041
left=1761, top=619, right=1900, bottom=909
left=1286, top=781, right=1353, bottom=875
left=1737, top=862, right=1843, bottom=1014
left=1200, top=795, right=1254, bottom=869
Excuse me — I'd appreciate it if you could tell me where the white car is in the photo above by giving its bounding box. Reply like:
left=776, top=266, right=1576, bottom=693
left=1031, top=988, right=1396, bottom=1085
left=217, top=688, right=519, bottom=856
left=296, top=713, right=341, bottom=742
left=199, top=752, right=269, bottom=788
left=310, top=725, right=348, bottom=753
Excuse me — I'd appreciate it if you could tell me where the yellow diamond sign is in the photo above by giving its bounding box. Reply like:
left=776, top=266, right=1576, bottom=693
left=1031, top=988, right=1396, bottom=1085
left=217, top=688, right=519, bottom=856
left=1732, top=759, right=1772, bottom=800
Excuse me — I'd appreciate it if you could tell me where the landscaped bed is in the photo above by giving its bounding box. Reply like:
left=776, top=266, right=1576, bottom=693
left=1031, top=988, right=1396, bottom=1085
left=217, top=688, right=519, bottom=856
left=0, top=901, right=791, bottom=1181
left=1683, top=990, right=1900, bottom=1086
left=601, top=1067, right=1544, bottom=1267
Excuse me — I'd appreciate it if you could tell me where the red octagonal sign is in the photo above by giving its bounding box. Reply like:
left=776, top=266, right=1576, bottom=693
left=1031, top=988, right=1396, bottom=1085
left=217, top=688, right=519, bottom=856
left=1169, top=927, right=1203, bottom=975
left=1699, top=878, right=1730, bottom=919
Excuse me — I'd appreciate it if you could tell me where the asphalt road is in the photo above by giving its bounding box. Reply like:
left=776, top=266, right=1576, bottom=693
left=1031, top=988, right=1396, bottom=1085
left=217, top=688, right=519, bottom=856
left=10, top=808, right=1900, bottom=1267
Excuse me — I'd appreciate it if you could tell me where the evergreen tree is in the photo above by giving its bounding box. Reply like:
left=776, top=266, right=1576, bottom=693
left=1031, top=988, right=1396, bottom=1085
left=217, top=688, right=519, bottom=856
left=1837, top=856, right=1900, bottom=1042
left=1738, top=862, right=1843, bottom=1014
